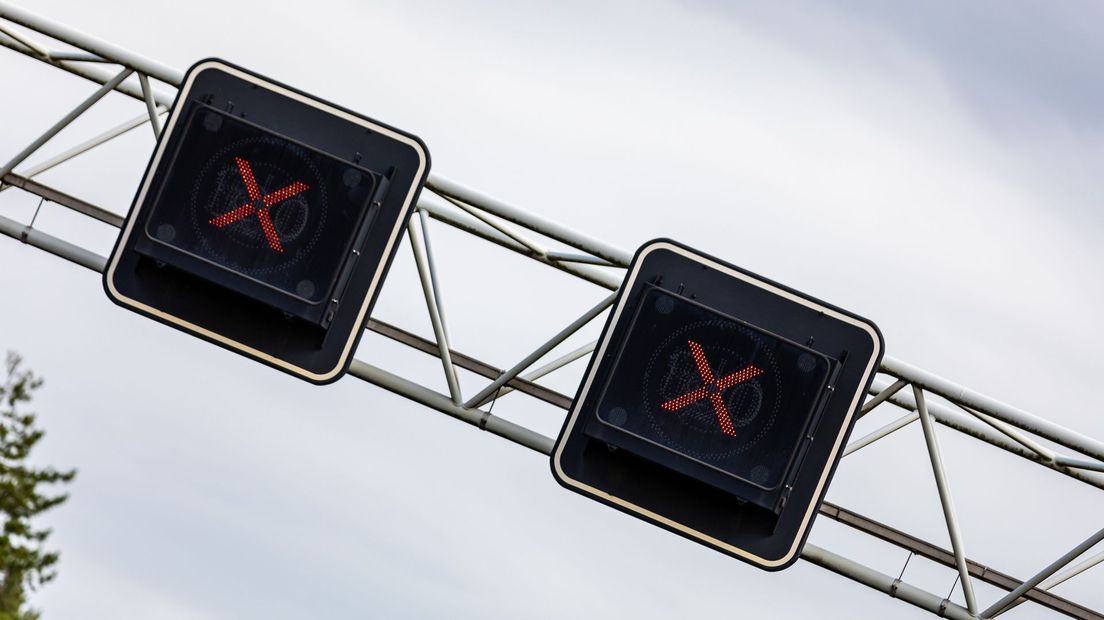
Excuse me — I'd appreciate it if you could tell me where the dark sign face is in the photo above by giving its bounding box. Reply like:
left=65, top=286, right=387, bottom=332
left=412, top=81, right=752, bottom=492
left=595, top=287, right=831, bottom=492
left=104, top=59, right=429, bottom=383
left=138, top=105, right=384, bottom=325
left=552, top=240, right=883, bottom=570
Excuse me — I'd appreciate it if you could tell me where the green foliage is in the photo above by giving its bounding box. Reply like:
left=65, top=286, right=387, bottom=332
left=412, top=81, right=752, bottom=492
left=0, top=353, right=75, bottom=620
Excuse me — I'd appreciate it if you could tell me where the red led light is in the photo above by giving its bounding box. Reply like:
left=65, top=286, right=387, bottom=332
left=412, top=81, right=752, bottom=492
left=660, top=339, right=763, bottom=437
left=208, top=156, right=309, bottom=253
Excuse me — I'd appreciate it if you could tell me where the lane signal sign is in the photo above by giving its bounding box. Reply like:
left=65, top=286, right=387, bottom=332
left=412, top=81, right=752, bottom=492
left=552, top=239, right=883, bottom=570
left=104, top=59, right=430, bottom=383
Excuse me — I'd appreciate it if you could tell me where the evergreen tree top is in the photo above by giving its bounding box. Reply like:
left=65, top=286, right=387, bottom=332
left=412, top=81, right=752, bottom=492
left=1, top=352, right=76, bottom=620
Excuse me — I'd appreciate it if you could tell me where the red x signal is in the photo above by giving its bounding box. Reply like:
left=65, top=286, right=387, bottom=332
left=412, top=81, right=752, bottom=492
left=209, top=156, right=309, bottom=253
left=660, top=340, right=763, bottom=436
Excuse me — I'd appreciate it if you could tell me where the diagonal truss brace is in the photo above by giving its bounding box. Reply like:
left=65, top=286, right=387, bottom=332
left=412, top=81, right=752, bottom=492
left=914, top=386, right=979, bottom=615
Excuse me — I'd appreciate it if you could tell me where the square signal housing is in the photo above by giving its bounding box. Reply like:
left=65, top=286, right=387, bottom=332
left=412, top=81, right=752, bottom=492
left=103, top=59, right=430, bottom=383
left=552, top=239, right=883, bottom=570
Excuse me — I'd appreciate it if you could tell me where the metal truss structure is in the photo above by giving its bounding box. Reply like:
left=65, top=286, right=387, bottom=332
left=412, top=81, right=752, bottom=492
left=1, top=4, right=1102, bottom=617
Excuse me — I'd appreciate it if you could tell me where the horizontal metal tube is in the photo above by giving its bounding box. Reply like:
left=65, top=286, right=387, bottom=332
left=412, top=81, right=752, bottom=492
left=427, top=174, right=633, bottom=267
left=418, top=197, right=621, bottom=290
left=882, top=356, right=1104, bottom=462
left=1054, top=456, right=1104, bottom=473
left=46, top=50, right=109, bottom=62
left=0, top=1, right=182, bottom=85
left=544, top=250, right=616, bottom=266
left=869, top=378, right=1104, bottom=491
left=365, top=319, right=573, bottom=410
left=0, top=21, right=47, bottom=56
left=347, top=359, right=554, bottom=455
left=820, top=502, right=1102, bottom=619
left=0, top=211, right=106, bottom=271
left=801, top=544, right=973, bottom=620
left=0, top=34, right=174, bottom=106
left=438, top=191, right=548, bottom=257
left=1, top=172, right=124, bottom=227
left=960, top=404, right=1058, bottom=463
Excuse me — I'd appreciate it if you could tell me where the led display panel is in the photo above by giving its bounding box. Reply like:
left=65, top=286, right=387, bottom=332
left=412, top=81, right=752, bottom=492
left=133, top=104, right=388, bottom=327
left=552, top=239, right=883, bottom=570
left=592, top=286, right=833, bottom=513
left=104, top=59, right=430, bottom=383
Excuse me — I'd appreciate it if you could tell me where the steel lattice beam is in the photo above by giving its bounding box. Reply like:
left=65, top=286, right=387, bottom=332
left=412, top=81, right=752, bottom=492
left=2, top=4, right=1103, bottom=618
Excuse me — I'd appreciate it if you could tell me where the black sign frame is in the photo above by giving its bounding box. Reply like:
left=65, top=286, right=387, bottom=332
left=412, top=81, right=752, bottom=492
left=104, top=59, right=430, bottom=383
left=551, top=239, right=883, bottom=570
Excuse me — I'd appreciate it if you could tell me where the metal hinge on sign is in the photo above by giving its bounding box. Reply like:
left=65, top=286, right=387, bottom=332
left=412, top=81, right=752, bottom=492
left=321, top=174, right=391, bottom=330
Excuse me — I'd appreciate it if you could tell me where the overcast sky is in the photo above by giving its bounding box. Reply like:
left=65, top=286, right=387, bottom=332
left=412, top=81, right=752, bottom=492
left=2, top=1, right=1103, bottom=618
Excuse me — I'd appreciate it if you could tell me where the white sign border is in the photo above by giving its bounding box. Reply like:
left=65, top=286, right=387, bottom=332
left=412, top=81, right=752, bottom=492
left=104, top=60, right=427, bottom=382
left=551, top=240, right=882, bottom=568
